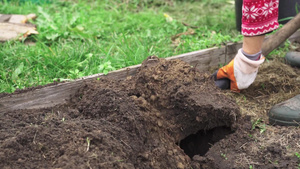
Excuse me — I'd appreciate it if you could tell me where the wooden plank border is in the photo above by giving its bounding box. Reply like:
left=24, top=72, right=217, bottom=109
left=0, top=31, right=299, bottom=113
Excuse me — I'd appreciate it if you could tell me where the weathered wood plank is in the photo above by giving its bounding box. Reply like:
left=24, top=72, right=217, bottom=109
left=0, top=22, right=38, bottom=42
left=0, top=14, right=11, bottom=22
left=0, top=31, right=299, bottom=113
left=8, top=14, right=27, bottom=23
left=0, top=64, right=142, bottom=113
left=0, top=13, right=37, bottom=42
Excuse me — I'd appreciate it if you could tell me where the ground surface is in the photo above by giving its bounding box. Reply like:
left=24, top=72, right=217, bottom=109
left=1, top=51, right=300, bottom=168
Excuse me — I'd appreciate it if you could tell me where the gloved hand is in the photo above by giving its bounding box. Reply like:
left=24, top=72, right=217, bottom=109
left=213, top=49, right=265, bottom=92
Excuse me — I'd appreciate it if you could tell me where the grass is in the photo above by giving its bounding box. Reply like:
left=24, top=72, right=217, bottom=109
left=1, top=0, right=242, bottom=93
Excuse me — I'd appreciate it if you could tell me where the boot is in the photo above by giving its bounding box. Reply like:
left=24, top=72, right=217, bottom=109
left=285, top=51, right=300, bottom=67
left=269, top=51, right=300, bottom=126
left=268, top=95, right=300, bottom=126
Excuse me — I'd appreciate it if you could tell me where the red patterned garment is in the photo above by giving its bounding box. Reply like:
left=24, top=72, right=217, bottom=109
left=242, top=0, right=279, bottom=36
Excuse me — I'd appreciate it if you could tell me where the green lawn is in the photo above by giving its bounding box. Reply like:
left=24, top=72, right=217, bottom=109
left=0, top=0, right=242, bottom=93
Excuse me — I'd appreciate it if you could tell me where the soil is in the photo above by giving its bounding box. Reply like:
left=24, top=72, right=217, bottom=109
left=1, top=48, right=300, bottom=168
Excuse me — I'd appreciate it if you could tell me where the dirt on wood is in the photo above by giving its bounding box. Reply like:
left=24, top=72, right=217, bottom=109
left=1, top=49, right=300, bottom=168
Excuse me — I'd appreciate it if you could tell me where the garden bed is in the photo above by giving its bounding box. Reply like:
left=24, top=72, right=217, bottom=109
left=1, top=39, right=300, bottom=168
left=1, top=58, right=299, bottom=168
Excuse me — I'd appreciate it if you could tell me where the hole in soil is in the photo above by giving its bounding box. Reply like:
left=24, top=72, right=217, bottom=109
left=179, top=126, right=233, bottom=158
left=129, top=93, right=141, bottom=98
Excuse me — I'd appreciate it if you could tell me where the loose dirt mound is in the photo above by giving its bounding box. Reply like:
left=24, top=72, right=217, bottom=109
left=0, top=56, right=241, bottom=169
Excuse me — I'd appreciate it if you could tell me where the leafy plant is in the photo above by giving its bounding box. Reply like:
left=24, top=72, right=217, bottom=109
left=12, top=62, right=24, bottom=82
left=69, top=69, right=84, bottom=79
left=220, top=153, right=228, bottom=160
left=251, top=118, right=266, bottom=134
left=98, top=61, right=116, bottom=75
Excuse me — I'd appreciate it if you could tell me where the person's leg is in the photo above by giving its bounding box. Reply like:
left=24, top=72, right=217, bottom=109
left=241, top=0, right=279, bottom=59
left=240, top=35, right=265, bottom=61
left=214, top=0, right=279, bottom=92
left=242, top=35, right=265, bottom=55
left=241, top=0, right=279, bottom=60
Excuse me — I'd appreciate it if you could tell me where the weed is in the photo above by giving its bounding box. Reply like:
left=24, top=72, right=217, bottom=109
left=69, top=69, right=84, bottom=79
left=98, top=61, right=116, bottom=75
left=261, top=83, right=265, bottom=90
left=243, top=95, right=247, bottom=101
left=251, top=118, right=266, bottom=134
left=79, top=94, right=83, bottom=100
left=268, top=159, right=278, bottom=165
left=220, top=153, right=228, bottom=160
left=86, top=137, right=91, bottom=152
left=218, top=63, right=225, bottom=68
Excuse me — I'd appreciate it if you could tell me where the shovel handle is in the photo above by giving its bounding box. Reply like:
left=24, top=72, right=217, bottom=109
left=262, top=13, right=300, bottom=56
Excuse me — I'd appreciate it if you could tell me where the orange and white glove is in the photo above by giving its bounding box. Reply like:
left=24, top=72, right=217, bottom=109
left=213, top=49, right=265, bottom=92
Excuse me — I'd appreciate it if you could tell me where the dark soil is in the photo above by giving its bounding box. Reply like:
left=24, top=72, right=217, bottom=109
left=1, top=55, right=300, bottom=169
